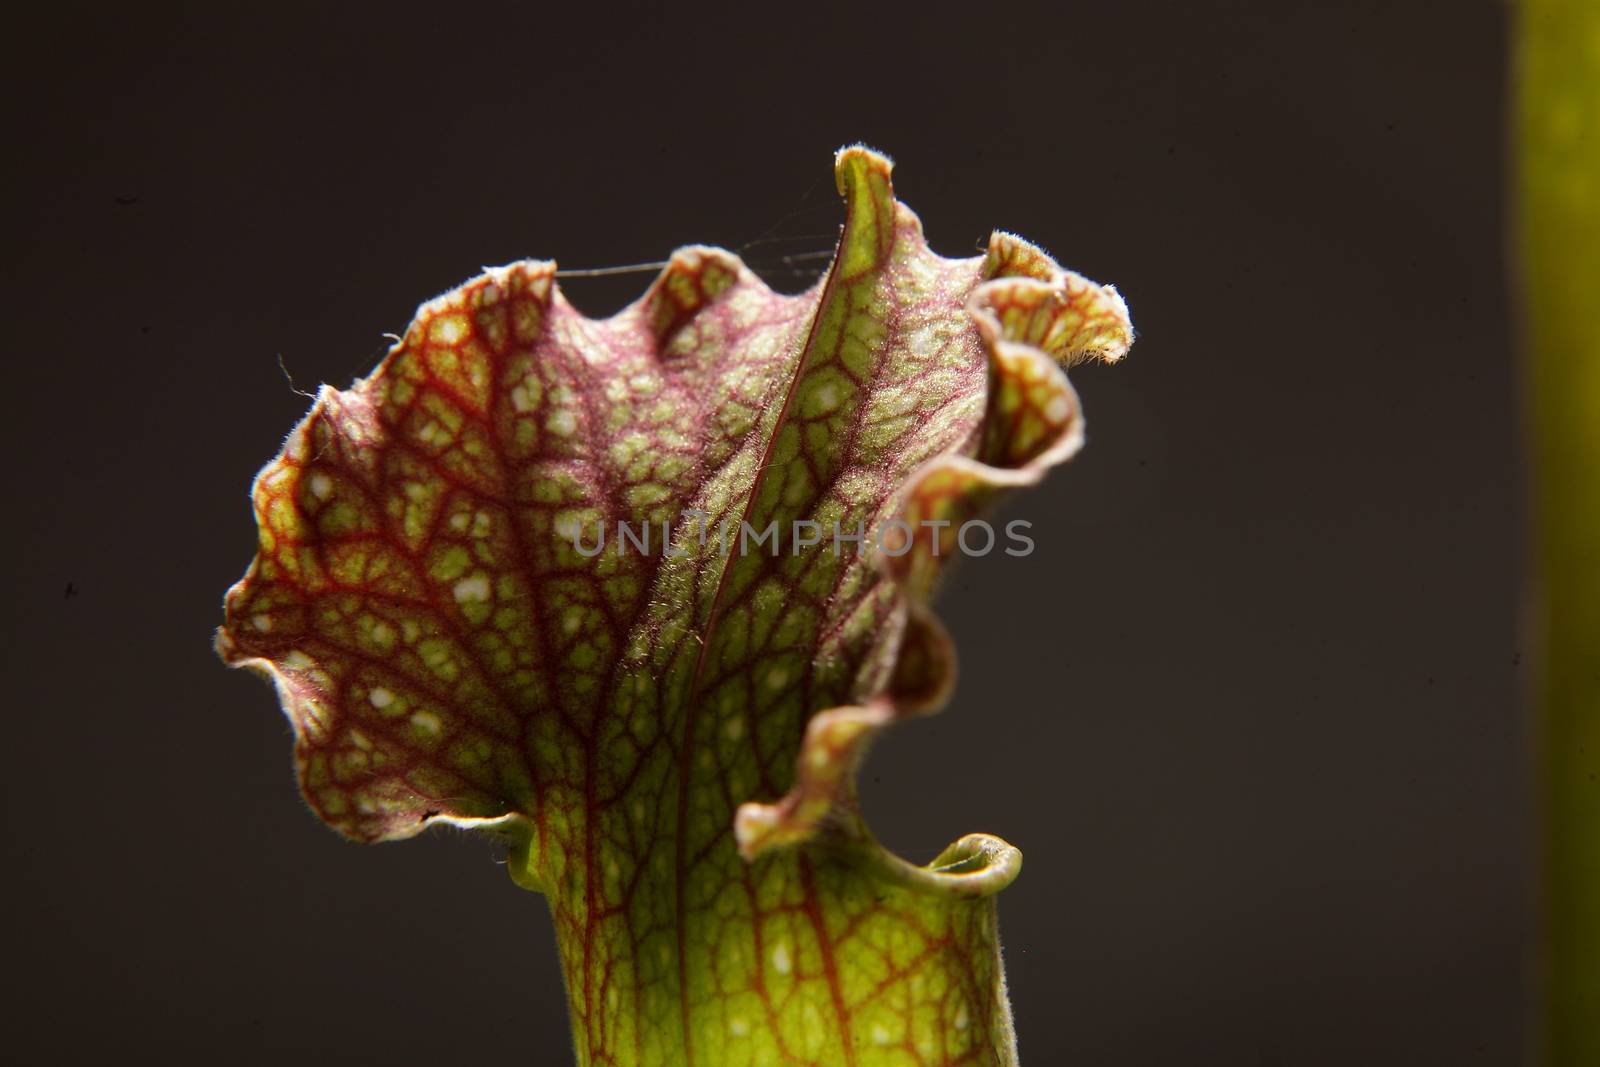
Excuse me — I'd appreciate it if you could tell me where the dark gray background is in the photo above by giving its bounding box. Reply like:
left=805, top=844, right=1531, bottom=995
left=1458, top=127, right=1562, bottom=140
left=2, top=2, right=1523, bottom=1064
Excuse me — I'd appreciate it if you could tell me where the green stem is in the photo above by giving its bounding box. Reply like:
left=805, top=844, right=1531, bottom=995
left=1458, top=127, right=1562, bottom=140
left=1519, top=3, right=1600, bottom=1063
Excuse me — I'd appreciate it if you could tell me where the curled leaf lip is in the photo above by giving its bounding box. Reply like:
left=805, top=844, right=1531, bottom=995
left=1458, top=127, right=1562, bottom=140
left=731, top=173, right=1132, bottom=873
left=846, top=832, right=1024, bottom=900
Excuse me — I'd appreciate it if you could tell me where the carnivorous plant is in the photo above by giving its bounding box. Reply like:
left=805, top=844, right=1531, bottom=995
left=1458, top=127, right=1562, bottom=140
left=218, top=146, right=1132, bottom=1066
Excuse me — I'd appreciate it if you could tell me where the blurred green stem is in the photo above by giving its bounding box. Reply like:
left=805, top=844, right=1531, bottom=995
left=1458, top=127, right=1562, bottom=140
left=1519, top=3, right=1600, bottom=1063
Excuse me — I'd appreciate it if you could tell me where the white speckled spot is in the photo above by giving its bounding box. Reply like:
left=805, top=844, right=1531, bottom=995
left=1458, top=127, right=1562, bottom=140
left=771, top=942, right=791, bottom=975
left=309, top=472, right=333, bottom=500
left=1045, top=393, right=1072, bottom=423
left=430, top=314, right=467, bottom=345
left=410, top=710, right=442, bottom=734
left=548, top=409, right=577, bottom=436
left=728, top=1017, right=749, bottom=1037
left=453, top=574, right=491, bottom=603
left=251, top=613, right=272, bottom=632
left=872, top=1024, right=892, bottom=1046
left=369, top=687, right=394, bottom=709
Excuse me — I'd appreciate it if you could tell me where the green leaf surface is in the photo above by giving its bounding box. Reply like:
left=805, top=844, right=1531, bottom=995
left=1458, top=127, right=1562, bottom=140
left=219, top=146, right=1131, bottom=1066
